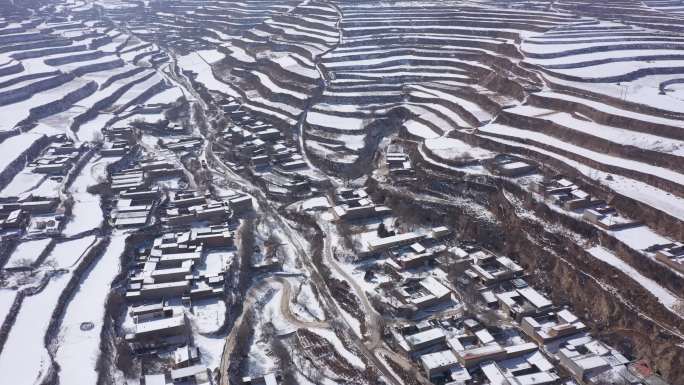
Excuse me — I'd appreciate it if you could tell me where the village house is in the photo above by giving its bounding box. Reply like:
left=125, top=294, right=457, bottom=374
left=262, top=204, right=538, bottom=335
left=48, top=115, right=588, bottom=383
left=654, top=242, right=684, bottom=273
left=161, top=136, right=203, bottom=152
left=420, top=349, right=462, bottom=379
left=100, top=140, right=131, bottom=156
left=174, top=345, right=201, bottom=368
left=125, top=314, right=187, bottom=342
left=111, top=168, right=148, bottom=192
left=466, top=251, right=524, bottom=285
left=139, top=158, right=184, bottom=179
left=386, top=143, right=413, bottom=176
left=555, top=335, right=630, bottom=384
left=251, top=154, right=270, bottom=169
left=404, top=327, right=447, bottom=353
left=170, top=364, right=209, bottom=383
left=169, top=190, right=208, bottom=207
left=450, top=331, right=539, bottom=369
left=396, top=276, right=452, bottom=310
left=480, top=350, right=559, bottom=385
left=13, top=197, right=60, bottom=213
left=104, top=126, right=136, bottom=141
left=127, top=280, right=191, bottom=301
left=367, top=231, right=426, bottom=254
left=30, top=142, right=83, bottom=174
left=112, top=187, right=160, bottom=228
left=275, top=154, right=307, bottom=171
left=142, top=374, right=167, bottom=385
left=162, top=201, right=231, bottom=227
left=258, top=170, right=311, bottom=199
left=487, top=154, right=536, bottom=177
left=242, top=373, right=281, bottom=385
left=386, top=242, right=439, bottom=271
left=332, top=197, right=378, bottom=221
left=254, top=127, right=280, bottom=142
left=0, top=209, right=28, bottom=229
left=496, top=286, right=553, bottom=321
left=27, top=214, right=61, bottom=235
left=521, top=309, right=587, bottom=344
left=129, top=302, right=174, bottom=323
left=189, top=225, right=235, bottom=247
left=532, top=177, right=575, bottom=197
left=220, top=97, right=240, bottom=113
left=0, top=197, right=61, bottom=233
left=227, top=193, right=254, bottom=214
left=582, top=206, right=640, bottom=230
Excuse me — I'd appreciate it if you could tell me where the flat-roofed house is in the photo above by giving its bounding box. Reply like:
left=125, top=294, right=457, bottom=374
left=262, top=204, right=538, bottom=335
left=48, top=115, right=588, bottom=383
left=556, top=336, right=629, bottom=383
left=404, top=327, right=446, bottom=352
left=174, top=345, right=200, bottom=368
left=497, top=287, right=553, bottom=321
left=242, top=373, right=280, bottom=385
left=397, top=276, right=452, bottom=310
left=368, top=232, right=425, bottom=253
left=170, top=364, right=208, bottom=383
left=143, top=374, right=167, bottom=385
left=126, top=315, right=186, bottom=341
left=655, top=243, right=684, bottom=273
left=455, top=344, right=507, bottom=368
left=469, top=252, right=523, bottom=284
left=127, top=280, right=190, bottom=301
left=420, top=350, right=461, bottom=378
left=521, top=309, right=587, bottom=344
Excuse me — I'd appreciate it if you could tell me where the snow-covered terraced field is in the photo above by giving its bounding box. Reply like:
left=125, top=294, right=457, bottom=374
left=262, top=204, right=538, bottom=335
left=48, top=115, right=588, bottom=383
left=268, top=2, right=564, bottom=167
left=0, top=8, right=177, bottom=141
left=153, top=0, right=684, bottom=244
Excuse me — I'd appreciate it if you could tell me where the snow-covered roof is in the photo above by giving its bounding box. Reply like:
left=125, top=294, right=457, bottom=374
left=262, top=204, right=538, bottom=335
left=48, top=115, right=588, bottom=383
left=420, top=349, right=458, bottom=370
left=517, top=287, right=552, bottom=309
left=405, top=327, right=445, bottom=348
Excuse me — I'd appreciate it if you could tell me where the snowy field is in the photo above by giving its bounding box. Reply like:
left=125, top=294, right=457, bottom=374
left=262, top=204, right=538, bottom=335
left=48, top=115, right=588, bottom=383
left=55, top=234, right=126, bottom=385
left=5, top=238, right=52, bottom=268
left=0, top=273, right=71, bottom=385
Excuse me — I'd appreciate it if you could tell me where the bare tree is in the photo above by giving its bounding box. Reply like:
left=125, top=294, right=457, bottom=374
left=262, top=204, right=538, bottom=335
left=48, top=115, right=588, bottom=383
left=673, top=299, right=684, bottom=317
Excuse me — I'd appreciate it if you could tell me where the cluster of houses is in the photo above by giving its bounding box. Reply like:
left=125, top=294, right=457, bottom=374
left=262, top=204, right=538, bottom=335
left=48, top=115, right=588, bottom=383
left=122, top=193, right=253, bottom=383
left=0, top=196, right=61, bottom=235
left=372, top=237, right=672, bottom=385
left=91, top=114, right=261, bottom=384
left=139, top=335, right=211, bottom=384
left=0, top=137, right=84, bottom=236
left=125, top=224, right=241, bottom=383
left=102, top=126, right=134, bottom=156
left=331, top=187, right=392, bottom=224
left=29, top=136, right=85, bottom=175
left=485, top=154, right=537, bottom=177
left=161, top=190, right=230, bottom=227
left=104, top=140, right=255, bottom=383
left=108, top=157, right=187, bottom=228
left=159, top=136, right=203, bottom=154
left=649, top=242, right=684, bottom=274
left=323, top=181, right=668, bottom=385
left=125, top=227, right=233, bottom=304
left=214, top=97, right=317, bottom=200
left=531, top=175, right=683, bottom=274
left=386, top=142, right=414, bottom=177
left=532, top=176, right=639, bottom=230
